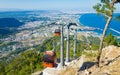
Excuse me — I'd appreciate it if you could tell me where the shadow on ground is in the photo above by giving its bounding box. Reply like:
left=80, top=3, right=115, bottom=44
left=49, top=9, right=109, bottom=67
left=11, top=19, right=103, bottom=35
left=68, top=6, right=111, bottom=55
left=105, top=55, right=120, bottom=65
left=78, top=62, right=96, bottom=71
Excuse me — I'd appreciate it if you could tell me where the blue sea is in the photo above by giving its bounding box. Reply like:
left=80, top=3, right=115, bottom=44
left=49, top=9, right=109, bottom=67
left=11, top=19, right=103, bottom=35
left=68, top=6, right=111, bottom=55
left=79, top=13, right=120, bottom=36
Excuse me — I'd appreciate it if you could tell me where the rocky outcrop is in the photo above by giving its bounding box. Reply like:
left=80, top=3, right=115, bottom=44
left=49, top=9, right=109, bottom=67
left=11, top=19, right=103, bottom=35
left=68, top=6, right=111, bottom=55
left=101, top=45, right=120, bottom=66
left=86, top=46, right=120, bottom=75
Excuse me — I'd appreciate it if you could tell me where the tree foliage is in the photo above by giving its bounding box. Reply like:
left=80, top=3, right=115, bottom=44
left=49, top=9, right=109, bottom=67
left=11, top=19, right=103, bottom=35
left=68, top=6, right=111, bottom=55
left=2, top=50, right=43, bottom=75
left=104, top=33, right=117, bottom=45
left=116, top=15, right=120, bottom=21
left=0, top=63, right=5, bottom=75
left=93, top=1, right=115, bottom=17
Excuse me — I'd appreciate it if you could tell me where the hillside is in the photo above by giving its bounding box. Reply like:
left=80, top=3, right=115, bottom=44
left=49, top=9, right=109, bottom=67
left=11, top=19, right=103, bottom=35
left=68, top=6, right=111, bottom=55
left=34, top=46, right=120, bottom=75
left=0, top=18, right=24, bottom=28
left=59, top=45, right=120, bottom=75
left=0, top=18, right=24, bottom=35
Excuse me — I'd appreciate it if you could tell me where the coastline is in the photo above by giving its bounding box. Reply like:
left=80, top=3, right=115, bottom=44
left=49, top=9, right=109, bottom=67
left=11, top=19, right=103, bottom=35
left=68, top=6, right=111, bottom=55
left=77, top=14, right=102, bottom=37
left=78, top=13, right=120, bottom=37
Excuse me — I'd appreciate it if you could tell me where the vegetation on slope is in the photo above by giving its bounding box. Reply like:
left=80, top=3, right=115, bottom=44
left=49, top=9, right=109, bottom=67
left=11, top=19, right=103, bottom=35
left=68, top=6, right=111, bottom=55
left=0, top=33, right=119, bottom=75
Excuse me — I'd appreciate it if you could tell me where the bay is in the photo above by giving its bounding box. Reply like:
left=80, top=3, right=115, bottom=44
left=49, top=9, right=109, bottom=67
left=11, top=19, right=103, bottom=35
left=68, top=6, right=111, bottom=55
left=79, top=13, right=120, bottom=36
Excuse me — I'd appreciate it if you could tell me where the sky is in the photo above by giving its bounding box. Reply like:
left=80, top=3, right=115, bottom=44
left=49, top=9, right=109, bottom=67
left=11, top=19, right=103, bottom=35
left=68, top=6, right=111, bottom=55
left=0, top=0, right=120, bottom=12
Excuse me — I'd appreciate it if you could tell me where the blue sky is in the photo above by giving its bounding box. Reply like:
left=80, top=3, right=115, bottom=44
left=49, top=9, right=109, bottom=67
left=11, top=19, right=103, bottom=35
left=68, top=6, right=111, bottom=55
left=0, top=0, right=120, bottom=12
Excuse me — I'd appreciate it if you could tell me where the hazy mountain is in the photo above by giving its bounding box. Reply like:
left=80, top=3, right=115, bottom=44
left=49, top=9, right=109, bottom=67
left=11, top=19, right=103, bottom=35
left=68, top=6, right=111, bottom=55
left=0, top=18, right=24, bottom=28
left=0, top=18, right=24, bottom=35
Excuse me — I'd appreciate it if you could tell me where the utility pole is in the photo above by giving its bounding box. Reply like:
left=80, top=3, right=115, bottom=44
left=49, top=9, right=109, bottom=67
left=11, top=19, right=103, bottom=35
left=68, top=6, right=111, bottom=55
left=65, top=25, right=70, bottom=62
left=60, top=24, right=64, bottom=67
left=73, top=29, right=77, bottom=59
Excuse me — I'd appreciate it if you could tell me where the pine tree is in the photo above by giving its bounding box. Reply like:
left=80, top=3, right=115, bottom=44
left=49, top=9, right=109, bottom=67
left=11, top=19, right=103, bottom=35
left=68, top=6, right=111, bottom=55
left=93, top=0, right=120, bottom=67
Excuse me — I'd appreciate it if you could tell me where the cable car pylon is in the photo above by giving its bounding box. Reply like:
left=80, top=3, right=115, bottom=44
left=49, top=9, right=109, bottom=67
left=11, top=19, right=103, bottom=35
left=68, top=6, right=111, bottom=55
left=66, top=23, right=77, bottom=62
left=60, top=24, right=64, bottom=68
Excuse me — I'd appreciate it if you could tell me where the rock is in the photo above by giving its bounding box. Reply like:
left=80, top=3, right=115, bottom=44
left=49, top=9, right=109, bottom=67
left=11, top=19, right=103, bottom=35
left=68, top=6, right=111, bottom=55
left=32, top=71, right=43, bottom=75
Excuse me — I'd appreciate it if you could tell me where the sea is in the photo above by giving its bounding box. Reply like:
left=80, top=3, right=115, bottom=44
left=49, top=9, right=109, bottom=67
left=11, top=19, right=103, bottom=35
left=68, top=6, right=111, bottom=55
left=79, top=13, right=120, bottom=36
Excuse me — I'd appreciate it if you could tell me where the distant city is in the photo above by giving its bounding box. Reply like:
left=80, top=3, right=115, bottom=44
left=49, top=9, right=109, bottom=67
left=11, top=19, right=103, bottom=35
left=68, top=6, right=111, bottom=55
left=0, top=10, right=120, bottom=64
left=0, top=10, right=81, bottom=59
